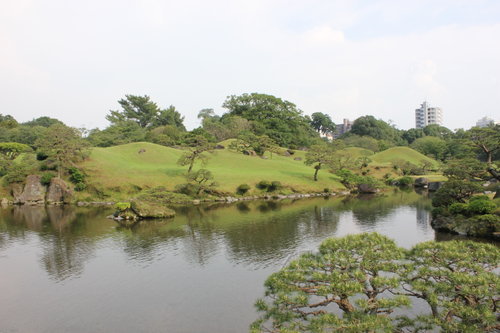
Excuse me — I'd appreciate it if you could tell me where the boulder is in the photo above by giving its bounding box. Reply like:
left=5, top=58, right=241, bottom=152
left=16, top=175, right=46, bottom=205
left=293, top=157, right=302, bottom=161
left=428, top=181, right=443, bottom=192
left=130, top=199, right=176, bottom=219
left=357, top=184, right=378, bottom=194
left=215, top=144, right=225, bottom=150
left=414, top=177, right=429, bottom=187
left=46, top=178, right=73, bottom=204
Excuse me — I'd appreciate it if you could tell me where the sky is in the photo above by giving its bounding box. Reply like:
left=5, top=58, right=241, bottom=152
left=1, top=0, right=500, bottom=131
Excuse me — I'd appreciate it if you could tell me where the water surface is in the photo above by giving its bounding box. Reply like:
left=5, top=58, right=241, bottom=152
left=0, top=190, right=449, bottom=333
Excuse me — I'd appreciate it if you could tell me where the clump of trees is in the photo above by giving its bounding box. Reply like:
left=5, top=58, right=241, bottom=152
left=251, top=233, right=500, bottom=333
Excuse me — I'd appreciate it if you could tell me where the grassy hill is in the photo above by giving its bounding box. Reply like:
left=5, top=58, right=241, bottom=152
left=80, top=142, right=345, bottom=199
left=370, top=147, right=440, bottom=168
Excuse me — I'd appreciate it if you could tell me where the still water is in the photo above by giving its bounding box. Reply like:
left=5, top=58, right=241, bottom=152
left=0, top=190, right=455, bottom=333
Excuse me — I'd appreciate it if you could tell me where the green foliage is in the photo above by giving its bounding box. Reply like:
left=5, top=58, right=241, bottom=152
left=2, top=155, right=37, bottom=185
left=310, top=112, right=335, bottom=135
left=449, top=202, right=468, bottom=215
left=304, top=144, right=338, bottom=181
left=342, top=134, right=380, bottom=152
left=335, top=169, right=361, bottom=190
left=40, top=172, right=56, bottom=186
left=0, top=142, right=32, bottom=160
left=177, top=136, right=214, bottom=173
left=23, top=116, right=63, bottom=128
left=443, top=158, right=487, bottom=180
left=349, top=115, right=403, bottom=144
left=222, top=93, right=318, bottom=147
left=466, top=124, right=500, bottom=163
left=411, top=136, right=447, bottom=161
left=229, top=132, right=278, bottom=157
left=397, top=176, right=414, bottom=186
left=432, top=180, right=482, bottom=207
left=253, top=234, right=500, bottom=333
left=115, top=202, right=131, bottom=211
left=177, top=168, right=218, bottom=196
left=256, top=180, right=271, bottom=190
left=87, top=121, right=147, bottom=147
left=467, top=197, right=496, bottom=215
left=236, top=184, right=251, bottom=195
left=74, top=182, right=87, bottom=192
left=35, top=124, right=89, bottom=178
left=68, top=167, right=86, bottom=184
left=106, top=95, right=185, bottom=130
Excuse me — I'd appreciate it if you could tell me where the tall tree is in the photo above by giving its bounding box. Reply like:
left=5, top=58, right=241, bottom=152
left=304, top=144, right=336, bottom=181
left=35, top=124, right=88, bottom=178
left=107, top=95, right=185, bottom=130
left=310, top=112, right=336, bottom=135
left=466, top=125, right=500, bottom=163
left=222, top=93, right=318, bottom=147
left=177, top=136, right=214, bottom=173
left=349, top=115, right=403, bottom=144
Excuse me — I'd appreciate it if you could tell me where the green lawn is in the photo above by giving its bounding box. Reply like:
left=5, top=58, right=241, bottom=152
left=81, top=142, right=344, bottom=199
left=370, top=147, right=440, bottom=168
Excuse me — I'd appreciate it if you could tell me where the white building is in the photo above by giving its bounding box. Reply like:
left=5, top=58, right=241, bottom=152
left=476, top=116, right=495, bottom=128
left=415, top=101, right=443, bottom=129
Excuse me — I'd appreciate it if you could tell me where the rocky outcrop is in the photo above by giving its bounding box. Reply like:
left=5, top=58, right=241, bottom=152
left=428, top=182, right=443, bottom=191
left=15, top=175, right=46, bottom=205
left=431, top=214, right=500, bottom=239
left=414, top=177, right=429, bottom=187
left=46, top=178, right=73, bottom=204
left=357, top=184, right=378, bottom=194
left=130, top=199, right=176, bottom=219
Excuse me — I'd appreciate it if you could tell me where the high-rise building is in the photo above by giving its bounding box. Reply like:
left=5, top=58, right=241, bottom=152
left=415, top=101, right=443, bottom=129
left=476, top=116, right=495, bottom=128
left=333, top=118, right=353, bottom=138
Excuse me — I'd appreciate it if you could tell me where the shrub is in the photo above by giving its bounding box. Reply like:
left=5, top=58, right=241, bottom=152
left=323, top=188, right=330, bottom=193
left=74, top=182, right=87, bottom=192
left=397, top=176, right=414, bottom=187
left=236, top=184, right=251, bottom=195
left=449, top=203, right=468, bottom=215
left=36, top=152, right=48, bottom=161
left=432, top=180, right=482, bottom=207
left=268, top=181, right=282, bottom=192
left=68, top=167, right=86, bottom=184
left=115, top=202, right=131, bottom=211
left=40, top=172, right=56, bottom=186
left=467, top=199, right=496, bottom=215
left=256, top=180, right=271, bottom=190
left=175, top=183, right=201, bottom=197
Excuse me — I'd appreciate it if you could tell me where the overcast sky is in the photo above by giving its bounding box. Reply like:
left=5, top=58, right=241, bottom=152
left=1, top=0, right=500, bottom=131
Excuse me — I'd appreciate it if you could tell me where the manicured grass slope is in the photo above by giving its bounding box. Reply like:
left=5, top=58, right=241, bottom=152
left=370, top=147, right=440, bottom=168
left=82, top=142, right=344, bottom=197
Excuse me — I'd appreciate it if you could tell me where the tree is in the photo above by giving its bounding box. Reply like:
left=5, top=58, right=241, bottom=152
left=23, top=116, right=63, bottom=128
left=252, top=233, right=500, bottom=333
left=466, top=125, right=500, bottom=163
left=0, top=142, right=32, bottom=160
left=304, top=144, right=336, bottom=181
left=403, top=241, right=499, bottom=332
left=35, top=124, right=89, bottom=178
left=177, top=136, right=214, bottom=173
left=185, top=169, right=218, bottom=195
left=422, top=124, right=453, bottom=139
left=310, top=112, right=336, bottom=135
left=87, top=121, right=146, bottom=147
left=222, top=93, right=318, bottom=147
left=106, top=95, right=185, bottom=130
left=432, top=180, right=482, bottom=207
left=411, top=136, right=447, bottom=161
left=229, top=132, right=278, bottom=157
left=251, top=233, right=409, bottom=332
left=0, top=114, right=18, bottom=129
left=349, top=116, right=403, bottom=144
left=443, top=158, right=487, bottom=181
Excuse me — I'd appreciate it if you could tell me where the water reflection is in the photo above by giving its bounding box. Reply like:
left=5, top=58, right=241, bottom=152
left=2, top=190, right=493, bottom=333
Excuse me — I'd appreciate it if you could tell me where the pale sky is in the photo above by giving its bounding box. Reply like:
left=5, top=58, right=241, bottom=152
left=1, top=0, right=500, bottom=131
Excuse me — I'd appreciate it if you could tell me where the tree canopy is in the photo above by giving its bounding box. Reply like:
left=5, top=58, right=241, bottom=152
left=106, top=95, right=185, bottom=130
left=222, top=93, right=319, bottom=147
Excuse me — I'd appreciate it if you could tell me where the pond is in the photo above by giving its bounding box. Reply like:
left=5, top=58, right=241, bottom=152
left=0, top=190, right=468, bottom=333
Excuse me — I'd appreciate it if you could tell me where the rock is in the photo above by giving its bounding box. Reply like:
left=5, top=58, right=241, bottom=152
left=46, top=178, right=73, bottom=204
left=431, top=214, right=500, bottom=239
left=260, top=156, right=268, bottom=159
left=293, top=157, right=302, bottom=161
left=357, top=184, right=378, bottom=194
left=414, top=177, right=429, bottom=187
left=284, top=151, right=291, bottom=156
left=215, top=144, right=225, bottom=149
left=192, top=199, right=201, bottom=205
left=0, top=198, right=8, bottom=206
left=16, top=175, right=46, bottom=205
left=428, top=182, right=443, bottom=192
left=130, top=199, right=176, bottom=219
left=286, top=149, right=295, bottom=155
